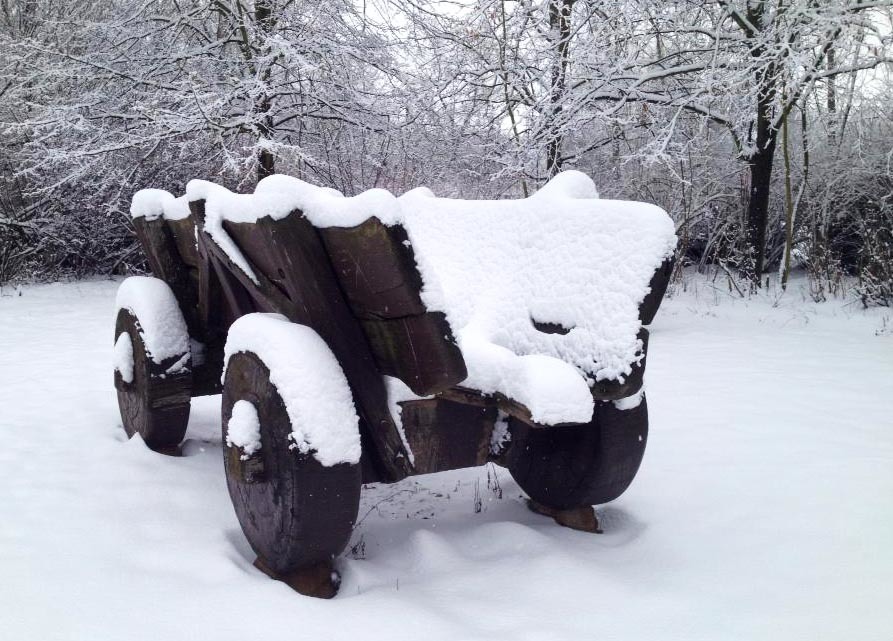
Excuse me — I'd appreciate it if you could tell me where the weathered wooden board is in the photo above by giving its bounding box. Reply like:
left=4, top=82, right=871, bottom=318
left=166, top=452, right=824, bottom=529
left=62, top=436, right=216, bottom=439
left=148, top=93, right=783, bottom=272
left=132, top=216, right=200, bottom=337
left=166, top=217, right=201, bottom=268
left=397, top=398, right=495, bottom=474
left=189, top=202, right=413, bottom=482
left=320, top=217, right=468, bottom=397
left=320, top=218, right=427, bottom=319
left=361, top=312, right=467, bottom=396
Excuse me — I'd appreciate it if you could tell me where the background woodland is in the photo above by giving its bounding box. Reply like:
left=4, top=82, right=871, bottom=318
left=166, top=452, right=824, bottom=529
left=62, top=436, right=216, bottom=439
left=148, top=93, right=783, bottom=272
left=1, top=0, right=892, bottom=304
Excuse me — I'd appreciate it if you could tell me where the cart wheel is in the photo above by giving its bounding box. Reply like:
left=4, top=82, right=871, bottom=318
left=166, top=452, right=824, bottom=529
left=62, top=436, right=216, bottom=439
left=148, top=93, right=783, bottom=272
left=222, top=350, right=361, bottom=598
left=505, top=396, right=648, bottom=510
left=114, top=307, right=191, bottom=454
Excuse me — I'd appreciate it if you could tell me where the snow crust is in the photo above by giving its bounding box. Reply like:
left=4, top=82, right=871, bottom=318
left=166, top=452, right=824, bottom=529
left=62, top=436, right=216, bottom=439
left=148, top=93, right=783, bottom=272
left=226, top=400, right=261, bottom=460
left=115, top=276, right=190, bottom=365
left=223, top=313, right=361, bottom=466
left=113, top=332, right=134, bottom=383
left=146, top=171, right=674, bottom=425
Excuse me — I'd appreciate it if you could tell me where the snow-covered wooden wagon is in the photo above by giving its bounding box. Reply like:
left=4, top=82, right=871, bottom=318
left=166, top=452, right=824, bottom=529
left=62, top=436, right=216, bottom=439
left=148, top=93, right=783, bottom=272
left=114, top=171, right=676, bottom=597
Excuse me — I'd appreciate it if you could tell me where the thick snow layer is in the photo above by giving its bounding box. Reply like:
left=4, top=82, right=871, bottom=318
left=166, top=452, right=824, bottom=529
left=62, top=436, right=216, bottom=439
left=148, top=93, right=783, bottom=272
left=130, top=189, right=191, bottom=221
left=223, top=313, right=361, bottom=466
left=2, top=277, right=893, bottom=640
left=115, top=276, right=190, bottom=365
left=179, top=171, right=674, bottom=425
left=113, top=332, right=134, bottom=383
left=226, top=400, right=261, bottom=460
left=186, top=175, right=401, bottom=228
left=398, top=174, right=675, bottom=423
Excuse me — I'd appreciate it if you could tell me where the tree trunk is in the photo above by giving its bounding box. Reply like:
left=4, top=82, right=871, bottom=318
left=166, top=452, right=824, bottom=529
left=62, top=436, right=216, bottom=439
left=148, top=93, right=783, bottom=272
left=745, top=107, right=777, bottom=281
left=546, top=0, right=574, bottom=178
left=743, top=2, right=777, bottom=283
left=745, top=141, right=776, bottom=281
left=255, top=0, right=275, bottom=182
left=827, top=46, right=837, bottom=146
left=780, top=104, right=794, bottom=289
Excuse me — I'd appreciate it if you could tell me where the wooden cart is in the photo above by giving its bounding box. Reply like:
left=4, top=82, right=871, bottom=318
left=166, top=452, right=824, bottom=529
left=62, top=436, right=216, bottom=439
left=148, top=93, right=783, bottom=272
left=113, top=179, right=675, bottom=598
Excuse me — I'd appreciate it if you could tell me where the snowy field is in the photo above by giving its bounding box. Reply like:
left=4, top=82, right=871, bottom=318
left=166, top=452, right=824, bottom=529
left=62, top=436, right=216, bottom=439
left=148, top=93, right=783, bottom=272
left=1, top=276, right=892, bottom=641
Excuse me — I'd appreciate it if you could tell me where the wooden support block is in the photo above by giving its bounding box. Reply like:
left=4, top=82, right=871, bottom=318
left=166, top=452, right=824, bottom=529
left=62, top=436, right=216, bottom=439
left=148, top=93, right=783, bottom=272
left=253, top=557, right=341, bottom=599
left=526, top=499, right=603, bottom=534
left=398, top=398, right=495, bottom=474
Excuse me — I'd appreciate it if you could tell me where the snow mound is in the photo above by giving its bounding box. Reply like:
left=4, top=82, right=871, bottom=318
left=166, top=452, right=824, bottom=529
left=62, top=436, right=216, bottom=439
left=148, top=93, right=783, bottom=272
left=529, top=169, right=600, bottom=200
left=226, top=400, right=261, bottom=459
left=130, top=188, right=191, bottom=221
left=115, top=276, right=190, bottom=366
left=398, top=175, right=676, bottom=423
left=186, top=175, right=401, bottom=228
left=223, top=313, right=361, bottom=467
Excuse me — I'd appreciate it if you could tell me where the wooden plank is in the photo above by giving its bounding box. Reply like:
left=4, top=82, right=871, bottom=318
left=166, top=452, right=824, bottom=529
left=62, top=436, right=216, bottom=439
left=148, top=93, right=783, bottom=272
left=132, top=216, right=200, bottom=337
left=165, top=217, right=201, bottom=267
left=256, top=213, right=414, bottom=481
left=361, top=312, right=467, bottom=396
left=187, top=202, right=250, bottom=398
left=319, top=218, right=427, bottom=319
left=187, top=204, right=411, bottom=482
left=223, top=220, right=293, bottom=302
left=397, top=398, right=495, bottom=474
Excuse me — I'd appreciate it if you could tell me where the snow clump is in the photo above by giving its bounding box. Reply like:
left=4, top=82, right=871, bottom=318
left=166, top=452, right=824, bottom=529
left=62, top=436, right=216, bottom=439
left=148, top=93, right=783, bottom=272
left=223, top=313, right=361, bottom=467
left=226, top=400, right=262, bottom=459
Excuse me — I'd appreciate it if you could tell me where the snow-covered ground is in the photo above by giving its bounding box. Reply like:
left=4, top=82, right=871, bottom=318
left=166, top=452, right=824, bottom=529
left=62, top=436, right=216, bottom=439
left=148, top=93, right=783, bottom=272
left=1, top=276, right=892, bottom=640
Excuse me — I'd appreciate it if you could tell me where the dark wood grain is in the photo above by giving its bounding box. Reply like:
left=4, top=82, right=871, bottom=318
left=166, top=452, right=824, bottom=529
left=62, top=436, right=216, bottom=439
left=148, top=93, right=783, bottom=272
left=320, top=217, right=427, bottom=319
left=361, top=313, right=467, bottom=396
